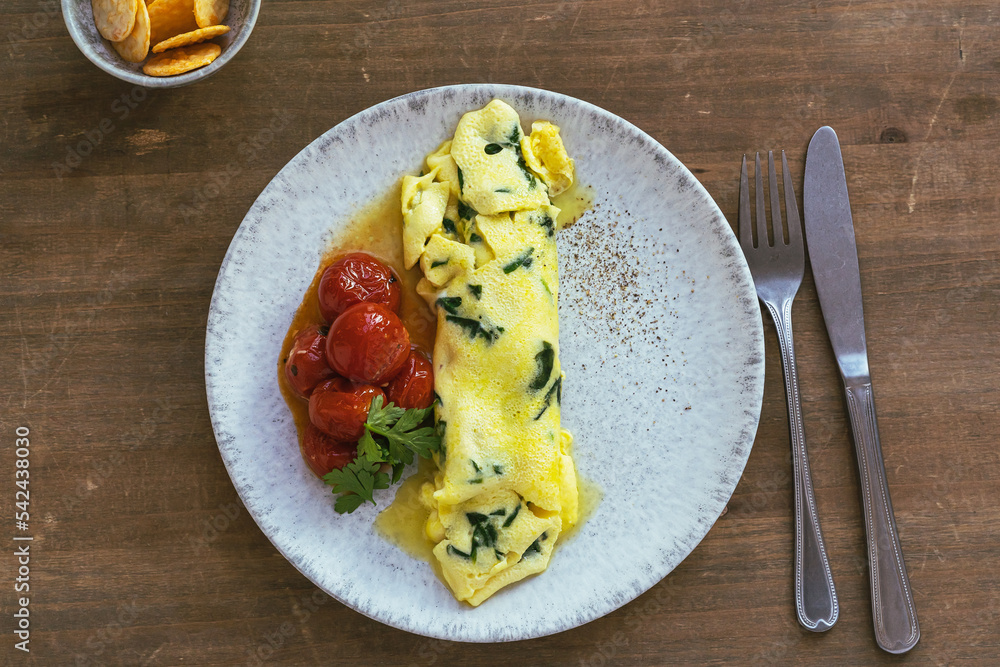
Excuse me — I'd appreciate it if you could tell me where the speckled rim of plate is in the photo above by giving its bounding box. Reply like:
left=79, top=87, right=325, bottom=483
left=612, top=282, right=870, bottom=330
left=205, top=84, right=765, bottom=642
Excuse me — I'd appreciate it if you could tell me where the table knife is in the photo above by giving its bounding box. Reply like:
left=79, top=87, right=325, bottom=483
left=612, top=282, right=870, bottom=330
left=803, top=126, right=920, bottom=654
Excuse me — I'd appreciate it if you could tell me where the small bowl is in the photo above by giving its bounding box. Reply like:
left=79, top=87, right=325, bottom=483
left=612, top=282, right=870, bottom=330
left=62, top=0, right=259, bottom=88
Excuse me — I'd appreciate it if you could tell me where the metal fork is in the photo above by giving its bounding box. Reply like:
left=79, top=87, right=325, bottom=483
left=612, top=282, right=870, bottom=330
left=739, top=151, right=839, bottom=632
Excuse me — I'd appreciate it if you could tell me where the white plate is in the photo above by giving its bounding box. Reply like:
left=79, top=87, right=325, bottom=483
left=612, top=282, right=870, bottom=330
left=205, top=84, right=764, bottom=642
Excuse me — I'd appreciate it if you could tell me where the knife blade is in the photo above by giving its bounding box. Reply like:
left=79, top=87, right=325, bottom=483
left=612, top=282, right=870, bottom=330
left=804, top=126, right=920, bottom=654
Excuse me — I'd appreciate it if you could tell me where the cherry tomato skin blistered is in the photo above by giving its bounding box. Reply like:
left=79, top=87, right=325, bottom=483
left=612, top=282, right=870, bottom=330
left=301, top=424, right=357, bottom=477
left=308, top=379, right=386, bottom=441
left=350, top=383, right=386, bottom=413
left=318, top=253, right=401, bottom=323
left=326, top=303, right=410, bottom=385
left=385, top=349, right=435, bottom=410
left=284, top=325, right=337, bottom=399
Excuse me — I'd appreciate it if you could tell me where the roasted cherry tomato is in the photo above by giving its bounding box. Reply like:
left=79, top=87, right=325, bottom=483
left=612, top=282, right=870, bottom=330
left=308, top=378, right=386, bottom=441
left=317, top=253, right=401, bottom=323
left=301, top=424, right=357, bottom=477
left=385, top=348, right=435, bottom=409
left=326, top=302, right=410, bottom=384
left=284, top=325, right=337, bottom=399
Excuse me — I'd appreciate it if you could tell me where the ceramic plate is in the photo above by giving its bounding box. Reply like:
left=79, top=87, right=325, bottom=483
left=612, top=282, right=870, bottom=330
left=205, top=84, right=764, bottom=642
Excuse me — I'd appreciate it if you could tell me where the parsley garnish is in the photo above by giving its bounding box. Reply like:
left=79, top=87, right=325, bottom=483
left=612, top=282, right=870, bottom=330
left=358, top=395, right=440, bottom=466
left=323, top=396, right=441, bottom=514
left=322, top=456, right=390, bottom=514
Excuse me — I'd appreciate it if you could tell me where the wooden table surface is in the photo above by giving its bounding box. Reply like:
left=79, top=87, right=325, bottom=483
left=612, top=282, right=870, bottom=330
left=3, top=0, right=998, bottom=664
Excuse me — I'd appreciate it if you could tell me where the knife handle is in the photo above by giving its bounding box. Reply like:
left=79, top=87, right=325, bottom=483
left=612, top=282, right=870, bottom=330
left=768, top=299, right=839, bottom=632
left=844, top=380, right=920, bottom=653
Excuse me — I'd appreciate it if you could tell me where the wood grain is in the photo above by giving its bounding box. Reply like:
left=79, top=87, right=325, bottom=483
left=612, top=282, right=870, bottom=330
left=2, top=0, right=998, bottom=663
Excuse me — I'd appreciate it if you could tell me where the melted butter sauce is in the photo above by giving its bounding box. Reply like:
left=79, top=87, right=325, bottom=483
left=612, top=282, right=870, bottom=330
left=552, top=182, right=595, bottom=229
left=559, top=476, right=604, bottom=546
left=374, top=459, right=436, bottom=562
left=277, top=179, right=602, bottom=579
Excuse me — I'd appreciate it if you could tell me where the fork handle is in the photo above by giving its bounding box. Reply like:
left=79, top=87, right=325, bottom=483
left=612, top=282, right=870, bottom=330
left=843, top=380, right=920, bottom=653
left=767, top=298, right=839, bottom=632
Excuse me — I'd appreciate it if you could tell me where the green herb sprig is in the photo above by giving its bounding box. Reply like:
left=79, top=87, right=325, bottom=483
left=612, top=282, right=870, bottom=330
left=323, top=396, right=441, bottom=514
left=322, top=457, right=391, bottom=514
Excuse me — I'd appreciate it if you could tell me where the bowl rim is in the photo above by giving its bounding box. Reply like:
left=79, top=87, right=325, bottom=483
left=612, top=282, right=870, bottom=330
left=61, top=0, right=260, bottom=88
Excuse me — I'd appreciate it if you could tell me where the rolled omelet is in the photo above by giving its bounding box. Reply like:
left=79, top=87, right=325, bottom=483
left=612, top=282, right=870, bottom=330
left=400, top=100, right=578, bottom=606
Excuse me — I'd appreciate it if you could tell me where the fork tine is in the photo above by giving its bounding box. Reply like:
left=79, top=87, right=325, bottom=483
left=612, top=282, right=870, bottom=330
left=739, top=154, right=752, bottom=248
left=754, top=152, right=767, bottom=248
left=782, top=150, right=802, bottom=245
left=768, top=151, right=784, bottom=246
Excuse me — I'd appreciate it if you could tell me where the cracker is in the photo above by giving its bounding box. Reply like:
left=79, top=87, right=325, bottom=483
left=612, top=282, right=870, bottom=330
left=92, top=0, right=138, bottom=42
left=194, top=0, right=229, bottom=28
left=142, top=42, right=220, bottom=76
left=151, top=24, right=228, bottom=53
left=112, top=1, right=151, bottom=63
left=147, top=0, right=198, bottom=45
